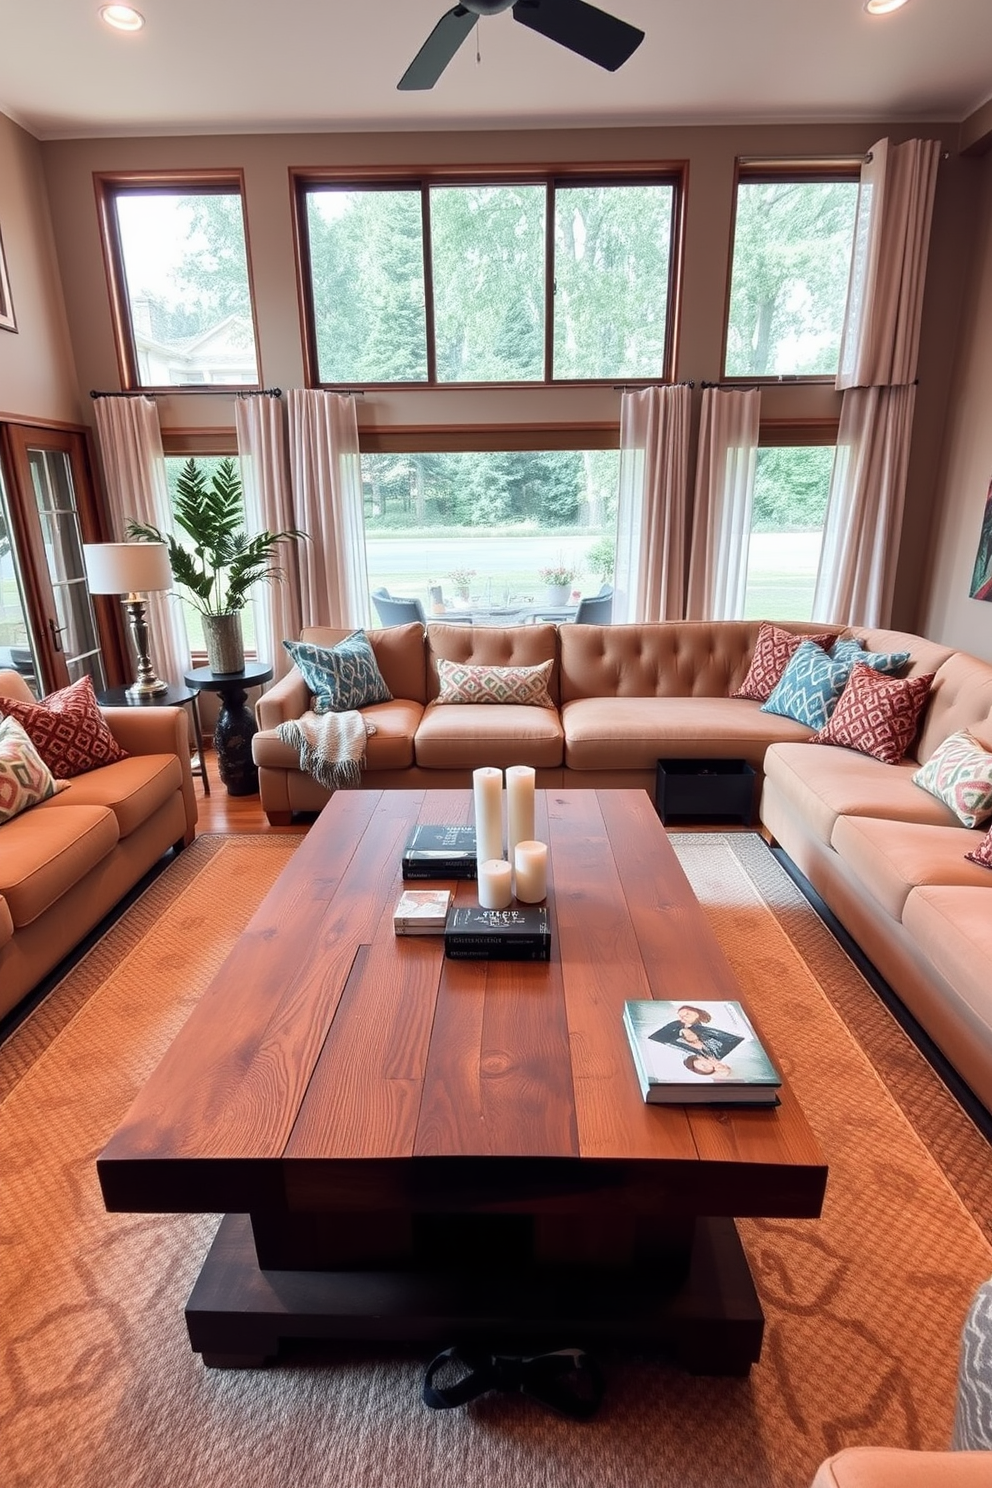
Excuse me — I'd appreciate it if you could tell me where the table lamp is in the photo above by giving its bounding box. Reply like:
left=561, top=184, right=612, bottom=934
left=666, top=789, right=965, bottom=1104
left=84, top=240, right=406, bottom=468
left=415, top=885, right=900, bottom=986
left=83, top=541, right=173, bottom=700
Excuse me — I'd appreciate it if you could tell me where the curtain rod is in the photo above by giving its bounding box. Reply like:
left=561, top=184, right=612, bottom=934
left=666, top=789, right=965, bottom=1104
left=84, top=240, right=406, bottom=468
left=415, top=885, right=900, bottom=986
left=91, top=386, right=283, bottom=399
left=613, top=380, right=694, bottom=391
left=700, top=381, right=760, bottom=391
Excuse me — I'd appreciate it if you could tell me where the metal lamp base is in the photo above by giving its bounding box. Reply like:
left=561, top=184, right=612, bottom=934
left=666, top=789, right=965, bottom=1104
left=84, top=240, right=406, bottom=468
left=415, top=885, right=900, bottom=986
left=122, top=596, right=169, bottom=702
left=126, top=676, right=169, bottom=701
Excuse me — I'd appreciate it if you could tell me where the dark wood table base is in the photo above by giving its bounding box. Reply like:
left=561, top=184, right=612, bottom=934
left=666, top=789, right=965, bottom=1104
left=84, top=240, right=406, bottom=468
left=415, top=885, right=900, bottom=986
left=186, top=1213, right=764, bottom=1377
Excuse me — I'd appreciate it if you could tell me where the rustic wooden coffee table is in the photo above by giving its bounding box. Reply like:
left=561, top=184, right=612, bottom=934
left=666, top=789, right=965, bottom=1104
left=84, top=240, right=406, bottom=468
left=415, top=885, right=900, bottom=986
left=98, top=788, right=826, bottom=1374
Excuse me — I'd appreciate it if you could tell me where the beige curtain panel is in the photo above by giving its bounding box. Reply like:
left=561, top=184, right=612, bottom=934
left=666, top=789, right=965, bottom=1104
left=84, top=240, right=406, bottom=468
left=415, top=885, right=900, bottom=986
left=815, top=136, right=940, bottom=628
left=235, top=393, right=303, bottom=681
left=286, top=389, right=371, bottom=631
left=837, top=137, right=941, bottom=391
left=686, top=386, right=761, bottom=621
left=614, top=384, right=692, bottom=623
left=92, top=394, right=190, bottom=686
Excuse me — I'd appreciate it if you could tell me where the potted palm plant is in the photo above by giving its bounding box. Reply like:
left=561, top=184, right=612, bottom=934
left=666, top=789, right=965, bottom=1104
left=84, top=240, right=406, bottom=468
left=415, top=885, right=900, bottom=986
left=128, top=457, right=307, bottom=674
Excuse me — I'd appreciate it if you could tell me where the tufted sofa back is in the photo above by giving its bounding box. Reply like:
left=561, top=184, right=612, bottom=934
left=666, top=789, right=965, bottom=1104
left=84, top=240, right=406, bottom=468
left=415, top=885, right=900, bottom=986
left=557, top=620, right=836, bottom=702
left=424, top=623, right=561, bottom=704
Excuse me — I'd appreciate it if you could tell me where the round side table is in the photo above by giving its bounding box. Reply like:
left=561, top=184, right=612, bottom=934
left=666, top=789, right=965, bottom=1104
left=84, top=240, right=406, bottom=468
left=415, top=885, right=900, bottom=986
left=184, top=662, right=273, bottom=797
left=97, top=683, right=210, bottom=795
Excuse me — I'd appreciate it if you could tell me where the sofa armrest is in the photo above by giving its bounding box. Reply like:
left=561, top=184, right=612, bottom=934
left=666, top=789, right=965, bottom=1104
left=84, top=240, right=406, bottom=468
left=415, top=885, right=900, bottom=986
left=255, top=669, right=309, bottom=730
left=101, top=705, right=198, bottom=843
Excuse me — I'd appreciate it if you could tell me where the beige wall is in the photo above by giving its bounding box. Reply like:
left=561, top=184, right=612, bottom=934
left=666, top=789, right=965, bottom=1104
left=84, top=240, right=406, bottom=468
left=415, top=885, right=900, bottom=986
left=22, top=117, right=980, bottom=640
left=921, top=150, right=992, bottom=659
left=0, top=112, right=84, bottom=426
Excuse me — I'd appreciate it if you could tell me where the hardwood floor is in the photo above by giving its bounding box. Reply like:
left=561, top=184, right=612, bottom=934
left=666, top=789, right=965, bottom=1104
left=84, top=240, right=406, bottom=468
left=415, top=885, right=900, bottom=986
left=194, top=749, right=309, bottom=835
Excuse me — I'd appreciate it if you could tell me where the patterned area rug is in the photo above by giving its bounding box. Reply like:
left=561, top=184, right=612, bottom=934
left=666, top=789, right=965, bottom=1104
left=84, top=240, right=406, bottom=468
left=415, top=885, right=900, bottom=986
left=2, top=831, right=990, bottom=1488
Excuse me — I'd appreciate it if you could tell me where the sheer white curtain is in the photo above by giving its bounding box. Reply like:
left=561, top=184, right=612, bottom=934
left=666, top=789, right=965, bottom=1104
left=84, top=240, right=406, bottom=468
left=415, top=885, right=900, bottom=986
left=814, top=136, right=940, bottom=627
left=286, top=389, right=370, bottom=630
left=92, top=395, right=190, bottom=685
left=235, top=393, right=303, bottom=680
left=614, top=384, right=691, bottom=622
left=814, top=384, right=916, bottom=627
left=685, top=387, right=761, bottom=620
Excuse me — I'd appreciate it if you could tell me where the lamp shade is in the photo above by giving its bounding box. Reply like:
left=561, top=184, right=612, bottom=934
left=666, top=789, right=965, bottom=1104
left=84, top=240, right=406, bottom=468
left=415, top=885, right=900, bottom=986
left=83, top=542, right=173, bottom=596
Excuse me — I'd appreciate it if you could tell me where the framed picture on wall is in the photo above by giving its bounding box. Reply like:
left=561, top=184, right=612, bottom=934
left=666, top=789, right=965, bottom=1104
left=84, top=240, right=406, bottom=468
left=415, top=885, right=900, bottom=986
left=970, top=476, right=992, bottom=602
left=0, top=225, right=16, bottom=333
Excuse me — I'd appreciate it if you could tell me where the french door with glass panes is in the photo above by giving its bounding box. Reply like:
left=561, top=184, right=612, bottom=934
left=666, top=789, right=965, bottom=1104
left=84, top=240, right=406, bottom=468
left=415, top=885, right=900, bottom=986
left=0, top=424, right=123, bottom=697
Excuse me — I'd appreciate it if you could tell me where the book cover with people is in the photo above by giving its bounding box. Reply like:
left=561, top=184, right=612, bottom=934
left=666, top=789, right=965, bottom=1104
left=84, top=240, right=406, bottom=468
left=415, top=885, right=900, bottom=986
left=622, top=999, right=781, bottom=1105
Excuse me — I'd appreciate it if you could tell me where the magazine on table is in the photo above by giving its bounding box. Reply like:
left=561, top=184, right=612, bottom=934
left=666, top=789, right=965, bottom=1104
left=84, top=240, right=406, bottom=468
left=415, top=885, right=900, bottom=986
left=622, top=998, right=781, bottom=1105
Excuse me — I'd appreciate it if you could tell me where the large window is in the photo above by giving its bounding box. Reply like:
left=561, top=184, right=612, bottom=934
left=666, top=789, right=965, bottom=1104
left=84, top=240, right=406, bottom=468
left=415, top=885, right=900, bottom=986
left=743, top=444, right=834, bottom=620
left=296, top=171, right=681, bottom=387
left=724, top=165, right=859, bottom=379
left=97, top=173, right=260, bottom=390
left=362, top=449, right=620, bottom=614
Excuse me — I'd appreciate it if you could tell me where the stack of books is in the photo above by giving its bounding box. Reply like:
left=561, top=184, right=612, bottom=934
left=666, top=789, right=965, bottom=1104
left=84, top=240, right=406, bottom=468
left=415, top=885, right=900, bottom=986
left=401, top=824, right=478, bottom=881
left=622, top=998, right=781, bottom=1106
left=392, top=888, right=453, bottom=936
left=444, top=906, right=551, bottom=961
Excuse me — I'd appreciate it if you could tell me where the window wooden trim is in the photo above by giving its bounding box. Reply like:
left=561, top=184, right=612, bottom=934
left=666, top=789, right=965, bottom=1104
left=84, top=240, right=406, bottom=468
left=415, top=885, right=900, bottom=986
left=291, top=164, right=686, bottom=392
left=720, top=158, right=862, bottom=384
left=94, top=169, right=263, bottom=394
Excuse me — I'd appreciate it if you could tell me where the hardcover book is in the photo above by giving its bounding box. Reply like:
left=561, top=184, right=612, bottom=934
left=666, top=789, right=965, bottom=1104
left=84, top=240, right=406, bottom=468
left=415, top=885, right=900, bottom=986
left=392, top=888, right=453, bottom=936
left=622, top=999, right=781, bottom=1105
left=402, top=823, right=478, bottom=880
left=444, top=905, right=552, bottom=961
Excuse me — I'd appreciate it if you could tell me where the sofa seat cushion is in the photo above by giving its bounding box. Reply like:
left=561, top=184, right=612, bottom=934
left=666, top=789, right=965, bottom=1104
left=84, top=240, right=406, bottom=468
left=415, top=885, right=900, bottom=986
left=0, top=895, right=13, bottom=949
left=0, top=803, right=118, bottom=927
left=414, top=701, right=564, bottom=769
left=762, top=741, right=957, bottom=846
left=37, top=754, right=183, bottom=839
left=561, top=697, right=813, bottom=772
left=254, top=699, right=424, bottom=773
left=811, top=1448, right=992, bottom=1488
left=902, top=886, right=992, bottom=1035
left=830, top=815, right=992, bottom=921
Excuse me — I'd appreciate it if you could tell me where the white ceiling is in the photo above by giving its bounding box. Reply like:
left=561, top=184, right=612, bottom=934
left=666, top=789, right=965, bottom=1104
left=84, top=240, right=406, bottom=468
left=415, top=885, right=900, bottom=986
left=1, top=0, right=991, bottom=142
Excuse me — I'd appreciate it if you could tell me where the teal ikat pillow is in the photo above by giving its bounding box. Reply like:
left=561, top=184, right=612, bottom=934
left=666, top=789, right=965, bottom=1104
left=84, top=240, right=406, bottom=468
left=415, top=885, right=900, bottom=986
left=284, top=631, right=393, bottom=715
left=760, top=639, right=855, bottom=731
left=830, top=636, right=911, bottom=677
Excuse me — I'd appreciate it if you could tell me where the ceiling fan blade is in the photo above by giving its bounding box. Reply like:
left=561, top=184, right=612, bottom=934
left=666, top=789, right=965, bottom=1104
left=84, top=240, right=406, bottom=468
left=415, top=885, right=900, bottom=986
left=398, top=7, right=479, bottom=90
left=512, top=0, right=644, bottom=72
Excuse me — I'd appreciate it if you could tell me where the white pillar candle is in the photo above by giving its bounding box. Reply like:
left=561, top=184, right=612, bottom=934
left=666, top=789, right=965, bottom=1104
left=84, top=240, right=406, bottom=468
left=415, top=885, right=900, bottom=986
left=513, top=840, right=548, bottom=904
left=505, top=764, right=536, bottom=858
left=478, top=858, right=513, bottom=910
left=473, top=766, right=504, bottom=867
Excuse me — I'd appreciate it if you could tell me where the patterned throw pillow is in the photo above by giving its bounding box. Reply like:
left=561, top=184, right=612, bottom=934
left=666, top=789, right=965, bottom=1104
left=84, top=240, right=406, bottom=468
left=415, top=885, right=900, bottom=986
left=733, top=623, right=839, bottom=701
left=965, top=827, right=992, bottom=871
left=0, top=716, right=69, bottom=823
left=284, top=632, right=393, bottom=715
left=810, top=663, right=935, bottom=764
left=436, top=657, right=555, bottom=707
left=830, top=636, right=912, bottom=677
left=913, top=730, right=992, bottom=828
left=0, top=675, right=128, bottom=778
left=759, top=640, right=855, bottom=731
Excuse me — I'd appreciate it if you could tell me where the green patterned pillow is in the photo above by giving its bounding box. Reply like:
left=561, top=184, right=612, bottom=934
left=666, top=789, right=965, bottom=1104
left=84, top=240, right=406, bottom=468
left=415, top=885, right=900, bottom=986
left=283, top=632, right=393, bottom=715
left=760, top=640, right=855, bottom=731
left=913, top=730, right=992, bottom=828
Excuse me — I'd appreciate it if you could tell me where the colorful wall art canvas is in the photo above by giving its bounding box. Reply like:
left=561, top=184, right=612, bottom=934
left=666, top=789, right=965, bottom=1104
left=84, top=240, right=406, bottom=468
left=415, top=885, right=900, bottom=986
left=971, top=477, right=992, bottom=601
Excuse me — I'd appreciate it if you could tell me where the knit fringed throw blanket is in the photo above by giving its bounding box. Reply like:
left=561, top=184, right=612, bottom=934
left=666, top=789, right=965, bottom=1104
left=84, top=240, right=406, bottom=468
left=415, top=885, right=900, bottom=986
left=276, top=710, right=377, bottom=791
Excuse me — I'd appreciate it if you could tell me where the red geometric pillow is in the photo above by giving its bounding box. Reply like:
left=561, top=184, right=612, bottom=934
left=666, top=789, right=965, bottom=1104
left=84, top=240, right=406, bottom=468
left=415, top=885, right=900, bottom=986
left=809, top=663, right=935, bottom=765
left=965, top=828, right=992, bottom=870
left=733, top=622, right=840, bottom=701
left=0, top=675, right=128, bottom=778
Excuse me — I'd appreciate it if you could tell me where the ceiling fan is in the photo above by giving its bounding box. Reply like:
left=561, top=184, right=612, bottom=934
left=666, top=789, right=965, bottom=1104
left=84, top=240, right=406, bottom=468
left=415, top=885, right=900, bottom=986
left=398, top=0, right=645, bottom=91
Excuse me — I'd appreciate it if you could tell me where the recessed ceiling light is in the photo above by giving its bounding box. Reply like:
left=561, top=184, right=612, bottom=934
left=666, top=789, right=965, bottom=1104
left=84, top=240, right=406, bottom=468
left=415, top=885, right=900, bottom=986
left=864, top=0, right=909, bottom=14
left=100, top=5, right=145, bottom=31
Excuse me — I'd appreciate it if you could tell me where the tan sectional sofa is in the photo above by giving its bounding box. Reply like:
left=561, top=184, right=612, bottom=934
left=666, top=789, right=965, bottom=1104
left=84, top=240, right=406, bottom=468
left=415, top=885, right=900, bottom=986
left=0, top=669, right=198, bottom=1021
left=253, top=617, right=992, bottom=1115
